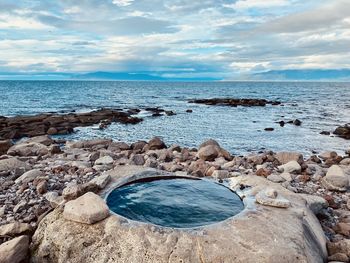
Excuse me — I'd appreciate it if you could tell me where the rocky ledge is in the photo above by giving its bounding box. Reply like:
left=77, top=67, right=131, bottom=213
left=188, top=98, right=281, bottom=107
left=0, top=136, right=350, bottom=262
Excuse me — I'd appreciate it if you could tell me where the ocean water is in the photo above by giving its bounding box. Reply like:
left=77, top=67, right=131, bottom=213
left=0, top=80, right=349, bottom=155
left=106, top=178, right=244, bottom=228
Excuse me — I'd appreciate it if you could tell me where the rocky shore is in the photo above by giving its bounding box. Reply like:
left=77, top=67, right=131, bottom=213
left=0, top=135, right=350, bottom=262
left=188, top=98, right=281, bottom=107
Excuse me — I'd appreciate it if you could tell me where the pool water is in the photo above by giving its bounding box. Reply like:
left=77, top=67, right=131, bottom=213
left=106, top=178, right=244, bottom=228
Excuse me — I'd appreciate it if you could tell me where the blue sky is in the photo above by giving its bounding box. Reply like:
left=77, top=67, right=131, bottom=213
left=0, top=0, right=349, bottom=80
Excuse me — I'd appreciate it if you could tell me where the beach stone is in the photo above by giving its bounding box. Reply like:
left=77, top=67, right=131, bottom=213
left=0, top=157, right=31, bottom=175
left=0, top=140, right=13, bottom=155
left=267, top=174, right=285, bottom=183
left=0, top=235, right=29, bottom=263
left=86, top=173, right=111, bottom=190
left=322, top=165, right=348, bottom=191
left=44, top=192, right=65, bottom=208
left=198, top=145, right=219, bottom=161
left=319, top=151, right=338, bottom=160
left=36, top=180, right=48, bottom=195
left=0, top=222, right=32, bottom=237
left=24, top=135, right=53, bottom=146
left=68, top=139, right=112, bottom=149
left=130, top=154, right=145, bottom=166
left=62, top=184, right=83, bottom=201
left=131, top=141, right=147, bottom=152
left=340, top=158, right=350, bottom=165
left=275, top=152, right=303, bottom=164
left=256, top=168, right=271, bottom=177
left=328, top=240, right=350, bottom=257
left=278, top=161, right=301, bottom=174
left=15, top=169, right=43, bottom=184
left=7, top=142, right=49, bottom=157
left=148, top=137, right=166, bottom=150
left=63, top=192, right=109, bottom=224
left=280, top=172, right=294, bottom=182
left=212, top=170, right=230, bottom=179
left=256, top=189, right=291, bottom=208
left=300, top=194, right=328, bottom=215
left=328, top=252, right=349, bottom=262
left=265, top=188, right=278, bottom=198
left=94, top=156, right=114, bottom=171
left=108, top=142, right=130, bottom=152
left=334, top=222, right=350, bottom=237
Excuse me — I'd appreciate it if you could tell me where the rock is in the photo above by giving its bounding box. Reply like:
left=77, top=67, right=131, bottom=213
left=340, top=158, right=350, bottom=165
left=275, top=152, right=303, bottom=164
left=0, top=157, right=31, bottom=175
left=267, top=174, right=285, bottom=183
left=0, top=140, right=13, bottom=155
left=130, top=154, right=145, bottom=166
left=319, top=151, right=338, bottom=160
left=36, top=180, right=48, bottom=195
left=256, top=189, right=291, bottom=208
left=322, top=165, right=348, bottom=191
left=87, top=173, right=111, bottom=190
left=62, top=183, right=83, bottom=201
left=265, top=188, right=277, bottom=198
left=108, top=142, right=130, bottom=152
left=334, top=223, right=350, bottom=237
left=278, top=161, right=301, bottom=174
left=131, top=141, right=147, bottom=152
left=44, top=192, right=65, bottom=208
left=0, top=222, right=32, bottom=237
left=47, top=127, right=58, bottom=135
left=7, top=142, right=49, bottom=157
left=148, top=137, right=166, bottom=150
left=198, top=145, right=219, bottom=161
left=94, top=156, right=114, bottom=171
left=280, top=172, right=294, bottom=182
left=320, top=131, right=330, bottom=135
left=212, top=170, right=230, bottom=179
left=293, top=119, right=302, bottom=126
left=15, top=169, right=43, bottom=184
left=0, top=235, right=29, bottom=263
left=13, top=200, right=27, bottom=213
left=189, top=98, right=281, bottom=107
left=299, top=194, right=328, bottom=215
left=328, top=252, right=349, bottom=262
left=63, top=192, right=109, bottom=224
left=256, top=168, right=271, bottom=177
left=264, top=127, right=274, bottom=131
left=24, top=135, right=53, bottom=146
left=328, top=240, right=350, bottom=257
left=68, top=139, right=112, bottom=149
left=334, top=125, right=350, bottom=139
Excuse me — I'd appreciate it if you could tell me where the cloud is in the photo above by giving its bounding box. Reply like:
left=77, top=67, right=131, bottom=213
left=225, top=0, right=290, bottom=10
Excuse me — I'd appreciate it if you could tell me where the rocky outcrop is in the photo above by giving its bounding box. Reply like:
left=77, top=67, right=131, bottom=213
left=0, top=109, right=142, bottom=140
left=189, top=98, right=281, bottom=107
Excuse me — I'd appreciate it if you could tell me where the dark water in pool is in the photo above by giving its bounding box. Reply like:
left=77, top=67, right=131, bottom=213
left=1, top=80, right=349, bottom=154
left=106, top=178, right=244, bottom=228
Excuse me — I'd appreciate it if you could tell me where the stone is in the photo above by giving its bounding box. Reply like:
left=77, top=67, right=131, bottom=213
left=130, top=154, right=145, bottom=166
left=0, top=235, right=29, bottom=263
left=62, top=184, right=83, bottom=201
left=198, top=145, right=219, bottom=161
left=299, top=194, right=328, bottom=215
left=328, top=252, right=349, bottom=262
left=275, top=152, right=303, bottom=164
left=334, top=223, right=350, bottom=237
left=148, top=137, right=166, bottom=150
left=63, top=192, right=109, bottom=224
left=340, top=158, right=350, bottom=165
left=278, top=161, right=301, bottom=174
left=87, top=173, right=111, bottom=190
left=280, top=172, right=294, bottom=182
left=93, top=155, right=114, bottom=171
left=256, top=189, right=291, bottom=208
left=13, top=200, right=27, bottom=213
left=0, top=222, right=32, bottom=237
left=319, top=151, right=338, bottom=160
left=267, top=174, right=285, bottom=183
left=327, top=240, right=350, bottom=257
left=322, top=165, right=348, bottom=191
left=256, top=168, right=271, bottom=177
left=0, top=157, right=31, bottom=175
left=24, top=135, right=53, bottom=146
left=265, top=188, right=278, bottom=199
left=0, top=140, right=13, bottom=155
left=7, top=142, right=49, bottom=157
left=36, top=180, right=48, bottom=195
left=15, top=169, right=43, bottom=184
left=44, top=192, right=65, bottom=208
left=211, top=170, right=230, bottom=179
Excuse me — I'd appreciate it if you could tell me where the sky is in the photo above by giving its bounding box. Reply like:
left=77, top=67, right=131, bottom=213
left=0, top=0, right=349, bottom=80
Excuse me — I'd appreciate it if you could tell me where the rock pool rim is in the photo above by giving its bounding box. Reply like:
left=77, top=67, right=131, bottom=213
left=104, top=173, right=245, bottom=229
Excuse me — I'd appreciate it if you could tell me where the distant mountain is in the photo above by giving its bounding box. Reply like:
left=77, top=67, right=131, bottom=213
left=255, top=69, right=350, bottom=81
left=72, top=71, right=164, bottom=81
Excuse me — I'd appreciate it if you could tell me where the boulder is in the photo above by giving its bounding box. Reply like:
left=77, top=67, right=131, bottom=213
left=44, top=192, right=65, bottom=208
left=255, top=189, right=291, bottom=208
left=319, top=151, right=338, bottom=160
left=299, top=194, right=328, bottom=215
left=0, top=235, right=29, bottom=263
left=275, top=152, right=303, bottom=164
left=93, top=156, right=114, bottom=171
left=322, top=165, right=348, bottom=191
left=62, top=184, right=83, bottom=201
left=0, top=157, right=31, bottom=175
left=0, top=140, right=13, bottom=155
left=0, top=222, right=32, bottom=237
left=334, top=125, right=350, bottom=139
left=278, top=161, right=301, bottom=174
left=148, top=137, right=166, bottom=150
left=211, top=170, right=230, bottom=180
left=198, top=145, right=219, bottom=161
left=7, top=142, right=49, bottom=157
left=130, top=154, right=145, bottom=166
left=24, top=135, right=53, bottom=146
left=63, top=192, right=109, bottom=224
left=86, top=173, right=111, bottom=191
left=267, top=174, right=285, bottom=183
left=15, top=169, right=43, bottom=184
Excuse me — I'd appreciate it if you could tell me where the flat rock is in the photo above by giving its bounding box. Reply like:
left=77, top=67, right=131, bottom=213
left=256, top=189, right=291, bottom=208
left=0, top=157, right=31, bottom=175
left=267, top=174, right=285, bottom=183
left=0, top=222, right=32, bottom=237
left=7, top=142, right=49, bottom=157
left=0, top=235, right=29, bottom=263
left=87, top=173, right=111, bottom=190
left=15, top=169, right=43, bottom=184
left=275, top=152, right=303, bottom=164
left=63, top=192, right=110, bottom=224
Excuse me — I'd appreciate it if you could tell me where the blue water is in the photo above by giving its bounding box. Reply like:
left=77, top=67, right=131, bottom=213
left=0, top=80, right=349, bottom=155
left=106, top=178, right=244, bottom=228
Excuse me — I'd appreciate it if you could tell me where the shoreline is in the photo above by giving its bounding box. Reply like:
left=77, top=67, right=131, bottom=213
left=0, top=135, right=350, bottom=261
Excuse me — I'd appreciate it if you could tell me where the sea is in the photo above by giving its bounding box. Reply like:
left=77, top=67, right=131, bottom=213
left=0, top=80, right=349, bottom=155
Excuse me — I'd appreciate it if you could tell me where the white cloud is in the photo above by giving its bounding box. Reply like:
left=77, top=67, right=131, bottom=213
left=225, top=0, right=290, bottom=10
left=112, top=0, right=134, bottom=7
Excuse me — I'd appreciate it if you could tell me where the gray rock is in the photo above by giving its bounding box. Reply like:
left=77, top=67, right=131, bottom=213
left=63, top=192, right=109, bottom=224
left=0, top=222, right=32, bottom=237
left=299, top=194, right=328, bottom=215
left=44, top=192, right=65, bottom=208
left=62, top=184, right=83, bottom=201
left=212, top=170, right=230, bottom=179
left=278, top=161, right=301, bottom=174
left=0, top=157, right=31, bottom=175
left=267, top=174, right=286, bottom=183
left=198, top=145, right=219, bottom=161
left=7, top=142, right=49, bottom=157
left=24, top=135, right=53, bottom=146
left=15, top=169, right=43, bottom=184
left=130, top=154, right=145, bottom=166
left=0, top=235, right=29, bottom=263
left=256, top=189, right=291, bottom=208
left=275, top=152, right=303, bottom=164
left=322, top=165, right=348, bottom=191
left=87, top=173, right=111, bottom=190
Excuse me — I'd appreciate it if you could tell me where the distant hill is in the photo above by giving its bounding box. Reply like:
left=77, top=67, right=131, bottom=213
left=72, top=72, right=164, bottom=81
left=255, top=69, right=350, bottom=81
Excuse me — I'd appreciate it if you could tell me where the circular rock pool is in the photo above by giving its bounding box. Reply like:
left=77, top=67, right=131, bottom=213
left=106, top=177, right=244, bottom=228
